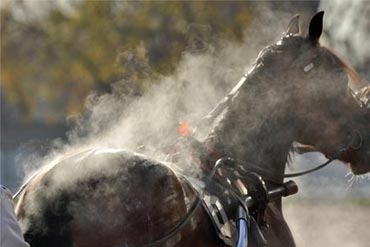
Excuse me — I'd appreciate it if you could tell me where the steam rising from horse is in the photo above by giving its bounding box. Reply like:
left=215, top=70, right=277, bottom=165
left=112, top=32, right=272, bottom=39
left=15, top=12, right=370, bottom=247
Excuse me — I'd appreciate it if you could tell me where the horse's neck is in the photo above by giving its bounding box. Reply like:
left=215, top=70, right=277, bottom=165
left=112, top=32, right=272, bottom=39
left=205, top=91, right=296, bottom=183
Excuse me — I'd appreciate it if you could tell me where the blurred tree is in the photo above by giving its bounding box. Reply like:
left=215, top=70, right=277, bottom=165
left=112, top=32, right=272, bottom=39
left=1, top=0, right=252, bottom=122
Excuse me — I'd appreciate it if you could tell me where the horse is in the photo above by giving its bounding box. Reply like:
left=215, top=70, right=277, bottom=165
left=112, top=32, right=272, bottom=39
left=15, top=12, right=370, bottom=247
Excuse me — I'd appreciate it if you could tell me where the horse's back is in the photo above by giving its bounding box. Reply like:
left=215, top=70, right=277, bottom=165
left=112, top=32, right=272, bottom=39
left=16, top=148, right=217, bottom=247
left=16, top=148, right=295, bottom=247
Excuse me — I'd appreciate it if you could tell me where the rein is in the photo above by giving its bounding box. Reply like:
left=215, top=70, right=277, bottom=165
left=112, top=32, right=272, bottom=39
left=284, top=129, right=364, bottom=178
left=236, top=128, right=363, bottom=182
left=283, top=157, right=336, bottom=178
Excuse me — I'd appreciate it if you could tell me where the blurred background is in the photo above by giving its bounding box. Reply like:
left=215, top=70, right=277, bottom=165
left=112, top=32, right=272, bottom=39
left=1, top=1, right=369, bottom=246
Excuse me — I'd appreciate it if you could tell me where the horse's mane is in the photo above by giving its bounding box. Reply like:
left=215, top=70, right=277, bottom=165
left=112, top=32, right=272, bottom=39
left=323, top=46, right=369, bottom=90
left=204, top=62, right=296, bottom=168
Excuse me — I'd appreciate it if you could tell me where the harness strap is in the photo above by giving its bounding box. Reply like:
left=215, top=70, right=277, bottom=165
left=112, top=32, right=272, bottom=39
left=283, top=157, right=335, bottom=178
left=140, top=195, right=202, bottom=247
left=139, top=157, right=231, bottom=247
left=202, top=193, right=235, bottom=246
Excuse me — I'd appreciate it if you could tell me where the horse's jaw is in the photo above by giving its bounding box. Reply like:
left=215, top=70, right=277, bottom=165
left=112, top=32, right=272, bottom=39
left=349, top=160, right=370, bottom=175
left=339, top=146, right=370, bottom=175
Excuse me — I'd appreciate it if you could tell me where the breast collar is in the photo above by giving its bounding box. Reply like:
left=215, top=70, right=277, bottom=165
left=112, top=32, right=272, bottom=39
left=188, top=159, right=270, bottom=247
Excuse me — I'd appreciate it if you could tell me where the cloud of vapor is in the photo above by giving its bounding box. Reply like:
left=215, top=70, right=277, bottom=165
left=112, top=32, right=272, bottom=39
left=17, top=3, right=311, bottom=232
left=14, top=1, right=323, bottom=182
left=57, top=19, right=287, bottom=159
left=60, top=3, right=309, bottom=155
left=320, top=0, right=370, bottom=80
left=16, top=2, right=369, bottom=246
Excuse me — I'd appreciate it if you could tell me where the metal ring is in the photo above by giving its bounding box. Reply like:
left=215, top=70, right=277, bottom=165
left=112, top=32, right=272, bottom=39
left=349, top=129, right=363, bottom=150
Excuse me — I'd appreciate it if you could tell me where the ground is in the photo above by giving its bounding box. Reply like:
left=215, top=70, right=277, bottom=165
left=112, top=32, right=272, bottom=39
left=284, top=200, right=370, bottom=247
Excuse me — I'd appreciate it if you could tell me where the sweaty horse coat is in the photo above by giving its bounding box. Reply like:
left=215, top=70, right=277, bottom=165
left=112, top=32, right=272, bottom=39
left=16, top=12, right=370, bottom=247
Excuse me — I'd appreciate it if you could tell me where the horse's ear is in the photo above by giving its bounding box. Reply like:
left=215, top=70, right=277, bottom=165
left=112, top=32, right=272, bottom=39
left=308, top=11, right=324, bottom=45
left=286, top=14, right=300, bottom=35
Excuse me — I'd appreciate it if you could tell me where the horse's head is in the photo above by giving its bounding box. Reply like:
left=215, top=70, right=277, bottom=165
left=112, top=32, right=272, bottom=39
left=249, top=12, right=369, bottom=174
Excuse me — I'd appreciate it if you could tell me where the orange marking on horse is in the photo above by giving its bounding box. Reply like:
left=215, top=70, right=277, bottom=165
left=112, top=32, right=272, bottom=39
left=178, top=120, right=192, bottom=137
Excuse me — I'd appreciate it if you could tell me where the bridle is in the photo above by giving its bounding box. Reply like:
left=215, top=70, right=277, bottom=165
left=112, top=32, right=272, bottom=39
left=285, top=129, right=364, bottom=178
left=348, top=129, right=364, bottom=151
left=223, top=128, right=364, bottom=185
